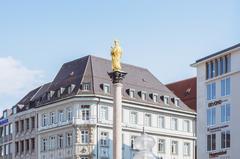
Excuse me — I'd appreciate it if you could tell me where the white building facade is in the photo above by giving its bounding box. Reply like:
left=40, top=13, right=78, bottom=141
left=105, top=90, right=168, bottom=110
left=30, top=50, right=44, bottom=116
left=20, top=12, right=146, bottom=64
left=192, top=43, right=240, bottom=159
left=1, top=55, right=196, bottom=159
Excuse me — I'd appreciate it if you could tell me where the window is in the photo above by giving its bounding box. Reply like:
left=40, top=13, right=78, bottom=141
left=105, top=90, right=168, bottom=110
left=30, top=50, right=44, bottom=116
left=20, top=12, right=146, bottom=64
left=131, top=136, right=137, bottom=149
left=67, top=133, right=73, bottom=147
left=47, top=92, right=51, bottom=100
left=183, top=143, right=190, bottom=156
left=26, top=139, right=30, bottom=152
left=207, top=83, right=216, bottom=100
left=42, top=138, right=48, bottom=151
left=3, top=111, right=7, bottom=119
left=141, top=92, right=147, bottom=101
left=81, top=105, right=90, bottom=120
left=82, top=82, right=91, bottom=91
left=20, top=140, right=24, bottom=153
left=15, top=122, right=19, bottom=133
left=31, top=138, right=35, bottom=152
left=81, top=130, right=89, bottom=144
left=171, top=118, right=178, bottom=130
left=206, top=62, right=211, bottom=79
left=58, top=110, right=64, bottom=122
left=67, top=108, right=73, bottom=121
left=207, top=134, right=216, bottom=151
left=15, top=142, right=19, bottom=155
left=100, top=106, right=108, bottom=120
left=5, top=125, right=8, bottom=136
left=100, top=132, right=109, bottom=146
left=67, top=86, right=72, bottom=94
left=26, top=118, right=30, bottom=130
left=58, top=135, right=63, bottom=148
left=103, top=84, right=110, bottom=94
left=9, top=123, right=12, bottom=134
left=221, top=77, right=231, bottom=96
left=221, top=130, right=230, bottom=149
left=20, top=120, right=24, bottom=132
left=129, top=89, right=135, bottom=98
left=221, top=104, right=230, bottom=123
left=50, top=112, right=56, bottom=125
left=158, top=116, right=165, bottom=129
left=226, top=55, right=231, bottom=73
left=183, top=120, right=190, bottom=132
left=153, top=94, right=158, bottom=103
left=171, top=141, right=178, bottom=155
left=158, top=139, right=165, bottom=153
left=175, top=98, right=180, bottom=107
left=42, top=114, right=48, bottom=127
left=130, top=112, right=138, bottom=124
left=13, top=107, right=17, bottom=114
left=207, top=108, right=216, bottom=126
left=164, top=96, right=169, bottom=105
left=31, top=117, right=35, bottom=129
left=144, top=114, right=151, bottom=127
left=49, top=136, right=56, bottom=150
left=57, top=89, right=61, bottom=98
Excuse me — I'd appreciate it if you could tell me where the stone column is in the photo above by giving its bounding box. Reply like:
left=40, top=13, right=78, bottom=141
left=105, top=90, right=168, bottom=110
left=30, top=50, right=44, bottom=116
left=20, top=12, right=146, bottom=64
left=108, top=71, right=127, bottom=159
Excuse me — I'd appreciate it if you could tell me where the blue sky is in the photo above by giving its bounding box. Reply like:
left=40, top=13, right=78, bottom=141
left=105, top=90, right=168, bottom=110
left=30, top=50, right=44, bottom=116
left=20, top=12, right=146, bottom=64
left=0, top=0, right=239, bottom=114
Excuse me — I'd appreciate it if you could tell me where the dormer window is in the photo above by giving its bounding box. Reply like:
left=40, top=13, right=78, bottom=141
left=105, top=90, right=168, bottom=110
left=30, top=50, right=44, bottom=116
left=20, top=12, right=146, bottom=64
left=140, top=91, right=147, bottom=101
left=57, top=89, right=61, bottom=98
left=150, top=93, right=158, bottom=103
left=103, top=84, right=110, bottom=94
left=130, top=89, right=135, bottom=98
left=47, top=92, right=51, bottom=101
left=3, top=111, right=7, bottom=119
left=164, top=96, right=169, bottom=105
left=127, top=89, right=135, bottom=98
left=174, top=98, right=180, bottom=107
left=67, top=86, right=71, bottom=94
left=12, top=107, right=17, bottom=114
left=82, top=82, right=91, bottom=91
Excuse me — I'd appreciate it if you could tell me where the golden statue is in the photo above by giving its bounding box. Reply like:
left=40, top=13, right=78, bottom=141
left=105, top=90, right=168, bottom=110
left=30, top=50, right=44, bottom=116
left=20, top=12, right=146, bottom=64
left=111, top=40, right=122, bottom=72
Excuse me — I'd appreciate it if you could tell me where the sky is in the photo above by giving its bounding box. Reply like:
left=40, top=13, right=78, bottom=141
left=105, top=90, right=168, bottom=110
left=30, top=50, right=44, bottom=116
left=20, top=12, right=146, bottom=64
left=0, top=0, right=239, bottom=114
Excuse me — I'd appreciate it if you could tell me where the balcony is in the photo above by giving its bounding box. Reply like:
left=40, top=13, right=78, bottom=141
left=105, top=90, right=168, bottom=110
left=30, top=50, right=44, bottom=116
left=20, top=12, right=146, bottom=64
left=73, top=117, right=97, bottom=126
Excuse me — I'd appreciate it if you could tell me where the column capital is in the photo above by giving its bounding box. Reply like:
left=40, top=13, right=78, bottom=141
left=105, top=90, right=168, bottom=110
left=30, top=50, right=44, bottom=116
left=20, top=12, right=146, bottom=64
left=108, top=71, right=127, bottom=84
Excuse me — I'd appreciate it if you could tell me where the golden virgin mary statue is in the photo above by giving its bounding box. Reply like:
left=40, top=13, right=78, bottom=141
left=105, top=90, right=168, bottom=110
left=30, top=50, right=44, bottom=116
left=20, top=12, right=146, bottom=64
left=111, top=40, right=122, bottom=72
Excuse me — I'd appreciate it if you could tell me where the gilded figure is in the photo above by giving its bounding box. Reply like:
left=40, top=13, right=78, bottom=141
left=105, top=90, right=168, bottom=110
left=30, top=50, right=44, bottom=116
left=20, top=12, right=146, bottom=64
left=111, top=40, right=122, bottom=72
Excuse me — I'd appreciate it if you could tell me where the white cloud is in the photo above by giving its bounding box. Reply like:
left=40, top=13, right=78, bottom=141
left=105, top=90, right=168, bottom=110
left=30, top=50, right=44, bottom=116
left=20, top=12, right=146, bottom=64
left=0, top=56, right=44, bottom=96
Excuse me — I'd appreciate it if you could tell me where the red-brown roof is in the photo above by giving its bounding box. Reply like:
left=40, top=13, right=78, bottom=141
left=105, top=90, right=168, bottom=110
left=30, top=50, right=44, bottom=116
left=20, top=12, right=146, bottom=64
left=166, top=77, right=196, bottom=111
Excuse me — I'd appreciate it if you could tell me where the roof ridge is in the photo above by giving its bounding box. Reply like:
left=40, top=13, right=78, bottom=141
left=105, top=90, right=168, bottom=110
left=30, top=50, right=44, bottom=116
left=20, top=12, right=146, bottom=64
left=166, top=77, right=196, bottom=86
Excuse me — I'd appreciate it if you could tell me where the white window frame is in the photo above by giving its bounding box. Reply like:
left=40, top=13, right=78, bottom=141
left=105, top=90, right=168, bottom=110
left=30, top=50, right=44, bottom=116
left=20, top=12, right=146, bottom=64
left=81, top=105, right=90, bottom=121
left=144, top=113, right=151, bottom=127
left=158, top=139, right=165, bottom=153
left=130, top=111, right=138, bottom=125
left=171, top=118, right=178, bottom=130
left=183, top=142, right=190, bottom=156
left=183, top=120, right=190, bottom=132
left=164, top=96, right=169, bottom=105
left=100, top=106, right=108, bottom=121
left=103, top=84, right=110, bottom=94
left=158, top=115, right=165, bottom=129
left=100, top=132, right=109, bottom=147
left=81, top=130, right=89, bottom=144
left=171, top=141, right=178, bottom=155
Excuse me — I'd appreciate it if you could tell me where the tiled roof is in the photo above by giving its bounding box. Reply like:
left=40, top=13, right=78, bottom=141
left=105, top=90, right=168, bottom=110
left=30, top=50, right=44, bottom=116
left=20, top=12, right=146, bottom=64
left=166, top=77, right=196, bottom=111
left=14, top=55, right=194, bottom=113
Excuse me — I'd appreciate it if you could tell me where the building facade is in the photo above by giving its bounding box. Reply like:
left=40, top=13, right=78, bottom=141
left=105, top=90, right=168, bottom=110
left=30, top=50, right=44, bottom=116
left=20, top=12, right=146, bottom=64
left=1, top=55, right=196, bottom=159
left=192, top=43, right=240, bottom=159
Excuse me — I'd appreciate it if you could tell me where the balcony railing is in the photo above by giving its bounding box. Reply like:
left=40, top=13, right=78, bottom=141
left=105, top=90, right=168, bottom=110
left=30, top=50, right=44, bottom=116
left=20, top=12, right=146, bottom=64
left=73, top=117, right=97, bottom=125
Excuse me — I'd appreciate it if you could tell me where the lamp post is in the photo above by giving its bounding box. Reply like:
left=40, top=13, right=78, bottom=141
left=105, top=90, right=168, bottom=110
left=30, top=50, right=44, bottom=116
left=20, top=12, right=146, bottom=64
left=108, top=40, right=127, bottom=159
left=133, top=129, right=156, bottom=159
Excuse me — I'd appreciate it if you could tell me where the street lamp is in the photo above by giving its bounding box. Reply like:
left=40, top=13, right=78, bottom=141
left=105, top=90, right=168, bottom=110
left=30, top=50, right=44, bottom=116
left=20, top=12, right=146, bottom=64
left=133, top=130, right=156, bottom=159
